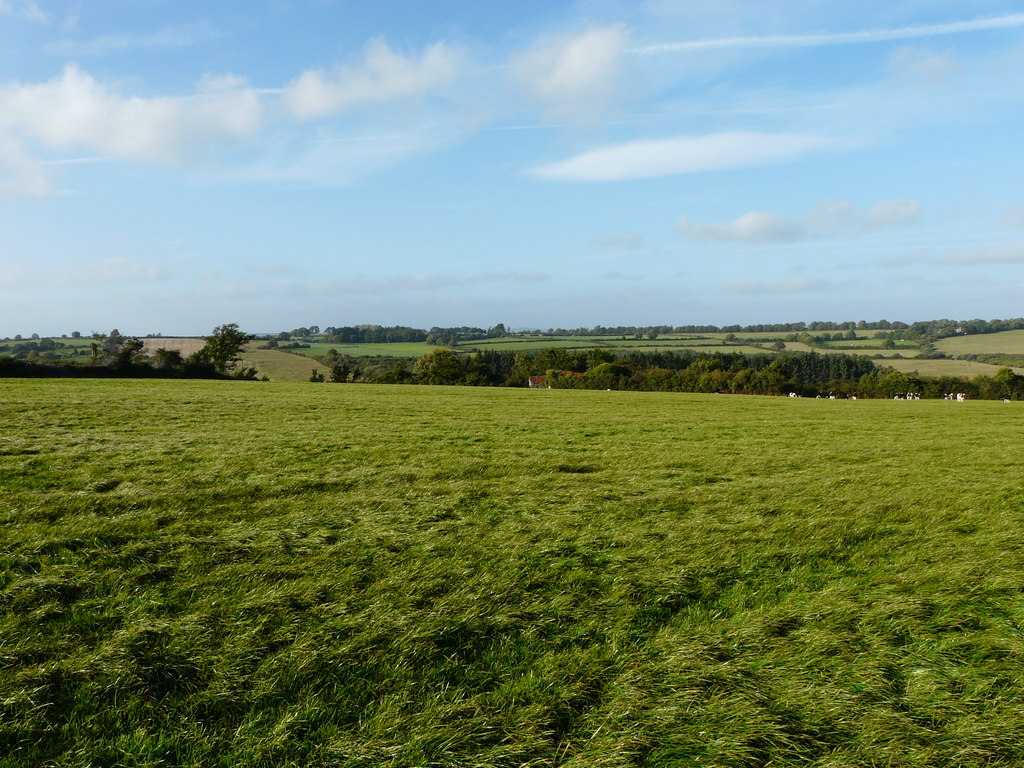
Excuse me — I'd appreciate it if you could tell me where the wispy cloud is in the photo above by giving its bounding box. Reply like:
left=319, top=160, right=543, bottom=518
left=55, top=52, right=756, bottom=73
left=0, top=256, right=168, bottom=290
left=0, top=136, right=49, bottom=197
left=602, top=271, right=643, bottom=281
left=724, top=275, right=839, bottom=295
left=282, top=39, right=461, bottom=121
left=0, top=64, right=264, bottom=165
left=937, top=244, right=1024, bottom=265
left=1002, top=207, right=1024, bottom=227
left=198, top=270, right=550, bottom=302
left=530, top=132, right=833, bottom=182
left=510, top=25, right=627, bottom=121
left=47, top=22, right=221, bottom=56
left=0, top=0, right=50, bottom=25
left=888, top=47, right=962, bottom=86
left=467, top=271, right=549, bottom=285
left=635, top=14, right=1024, bottom=54
left=592, top=233, right=645, bottom=250
left=680, top=198, right=920, bottom=244
left=681, top=212, right=802, bottom=244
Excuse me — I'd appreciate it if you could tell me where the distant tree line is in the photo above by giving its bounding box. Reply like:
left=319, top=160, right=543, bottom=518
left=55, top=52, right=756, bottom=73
left=312, top=347, right=1024, bottom=400
left=321, top=325, right=428, bottom=344
left=534, top=318, right=1024, bottom=338
left=0, top=324, right=258, bottom=380
left=255, top=317, right=1024, bottom=349
left=10, top=318, right=1024, bottom=348
left=0, top=337, right=77, bottom=360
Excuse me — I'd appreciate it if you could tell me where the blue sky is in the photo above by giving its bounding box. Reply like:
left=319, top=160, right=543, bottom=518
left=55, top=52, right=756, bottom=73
left=2, top=0, right=1024, bottom=336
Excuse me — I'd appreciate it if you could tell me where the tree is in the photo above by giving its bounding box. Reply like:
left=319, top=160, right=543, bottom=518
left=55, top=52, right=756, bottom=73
left=329, top=360, right=351, bottom=383
left=413, top=349, right=465, bottom=385
left=309, top=369, right=326, bottom=383
left=116, top=337, right=144, bottom=367
left=151, top=348, right=184, bottom=369
left=199, top=323, right=253, bottom=374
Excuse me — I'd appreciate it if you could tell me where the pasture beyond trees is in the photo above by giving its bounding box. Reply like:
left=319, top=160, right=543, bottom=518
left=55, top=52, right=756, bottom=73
left=3, top=379, right=1024, bottom=766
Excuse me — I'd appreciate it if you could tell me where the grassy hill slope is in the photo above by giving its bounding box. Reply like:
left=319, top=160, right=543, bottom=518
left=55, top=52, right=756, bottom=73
left=239, top=346, right=330, bottom=381
left=3, top=380, right=1024, bottom=766
left=936, top=329, right=1024, bottom=356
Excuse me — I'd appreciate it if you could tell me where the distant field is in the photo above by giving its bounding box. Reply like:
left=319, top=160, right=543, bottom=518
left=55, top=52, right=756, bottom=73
left=822, top=339, right=917, bottom=349
left=239, top=346, right=330, bottom=381
left=936, top=329, right=1024, bottom=356
left=881, top=357, right=1024, bottom=377
left=703, top=330, right=888, bottom=340
left=3, top=380, right=1024, bottom=766
left=862, top=348, right=921, bottom=358
left=281, top=341, right=433, bottom=358
left=140, top=337, right=206, bottom=356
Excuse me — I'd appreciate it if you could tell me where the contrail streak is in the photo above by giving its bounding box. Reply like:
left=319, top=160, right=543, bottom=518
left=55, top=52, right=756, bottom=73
left=634, top=13, right=1024, bottom=54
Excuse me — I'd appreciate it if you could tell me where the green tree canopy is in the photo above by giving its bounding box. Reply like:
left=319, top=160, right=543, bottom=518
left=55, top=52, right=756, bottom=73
left=413, top=349, right=465, bottom=385
left=198, top=324, right=252, bottom=374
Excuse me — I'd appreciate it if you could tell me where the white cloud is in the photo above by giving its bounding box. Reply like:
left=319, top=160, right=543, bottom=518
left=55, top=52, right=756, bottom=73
left=680, top=197, right=920, bottom=244
left=510, top=25, right=627, bottom=121
left=865, top=197, right=920, bottom=227
left=635, top=13, right=1024, bottom=54
left=0, top=0, right=49, bottom=24
left=0, top=136, right=50, bottom=197
left=0, top=64, right=264, bottom=164
left=530, top=131, right=831, bottom=181
left=805, top=200, right=857, bottom=231
left=680, top=211, right=802, bottom=243
left=282, top=40, right=461, bottom=121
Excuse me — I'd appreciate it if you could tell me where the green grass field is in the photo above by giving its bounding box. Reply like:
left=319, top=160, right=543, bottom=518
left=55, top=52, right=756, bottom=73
left=282, top=341, right=434, bottom=359
left=239, top=346, right=330, bottom=381
left=936, top=330, right=1024, bottom=356
left=821, top=339, right=918, bottom=349
left=881, top=358, right=1024, bottom=378
left=3, top=379, right=1024, bottom=766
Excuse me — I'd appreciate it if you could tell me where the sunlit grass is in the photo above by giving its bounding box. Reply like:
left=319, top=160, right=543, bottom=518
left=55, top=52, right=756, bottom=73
left=3, top=379, right=1024, bottom=766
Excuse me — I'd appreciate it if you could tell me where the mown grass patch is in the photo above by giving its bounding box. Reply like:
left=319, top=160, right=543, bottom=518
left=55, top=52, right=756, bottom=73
left=238, top=346, right=330, bottom=381
left=882, top=358, right=1024, bottom=377
left=2, top=379, right=1024, bottom=766
left=936, top=329, right=1024, bottom=356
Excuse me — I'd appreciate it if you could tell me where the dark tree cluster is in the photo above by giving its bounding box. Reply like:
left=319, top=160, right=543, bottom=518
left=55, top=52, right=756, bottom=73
left=0, top=324, right=258, bottom=381
left=308, top=346, right=1023, bottom=400
left=321, top=325, right=428, bottom=344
